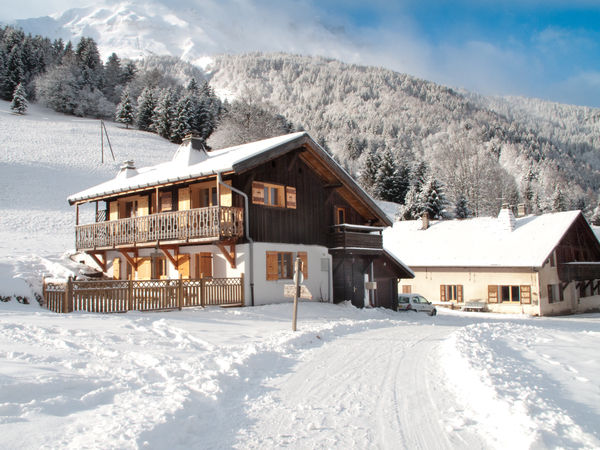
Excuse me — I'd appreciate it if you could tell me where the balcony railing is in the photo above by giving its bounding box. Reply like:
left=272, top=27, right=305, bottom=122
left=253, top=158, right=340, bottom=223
left=329, top=224, right=384, bottom=250
left=75, top=206, right=244, bottom=250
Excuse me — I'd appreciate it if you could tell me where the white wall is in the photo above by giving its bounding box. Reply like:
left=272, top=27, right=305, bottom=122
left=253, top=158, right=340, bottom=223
left=244, top=242, right=332, bottom=306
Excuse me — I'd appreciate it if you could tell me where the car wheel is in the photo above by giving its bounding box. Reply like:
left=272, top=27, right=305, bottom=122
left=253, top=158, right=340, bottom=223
left=429, top=309, right=437, bottom=316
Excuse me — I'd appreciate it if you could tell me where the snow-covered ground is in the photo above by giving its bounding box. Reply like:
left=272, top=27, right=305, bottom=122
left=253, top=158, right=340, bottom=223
left=2, top=101, right=600, bottom=449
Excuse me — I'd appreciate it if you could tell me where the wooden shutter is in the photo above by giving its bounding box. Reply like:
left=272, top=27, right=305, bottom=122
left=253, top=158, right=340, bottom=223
left=137, top=258, right=151, bottom=280
left=298, top=251, right=308, bottom=279
left=178, top=254, right=190, bottom=279
left=402, top=285, right=412, bottom=293
left=266, top=251, right=278, bottom=280
left=195, top=252, right=213, bottom=278
left=520, top=285, right=531, bottom=304
left=220, top=180, right=232, bottom=207
left=109, top=201, right=119, bottom=220
left=252, top=182, right=265, bottom=204
left=488, top=285, right=498, bottom=303
left=440, top=285, right=447, bottom=301
left=457, top=285, right=464, bottom=302
left=286, top=186, right=297, bottom=209
left=178, top=187, right=191, bottom=211
left=113, top=258, right=121, bottom=280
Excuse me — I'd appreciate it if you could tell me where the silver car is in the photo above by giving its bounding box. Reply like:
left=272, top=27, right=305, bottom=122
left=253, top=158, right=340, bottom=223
left=397, top=293, right=437, bottom=316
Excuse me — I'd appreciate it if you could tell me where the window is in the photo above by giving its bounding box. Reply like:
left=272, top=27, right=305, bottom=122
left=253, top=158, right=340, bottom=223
left=266, top=251, right=307, bottom=280
left=153, top=257, right=167, bottom=279
left=488, top=285, right=530, bottom=303
left=199, top=187, right=217, bottom=207
left=336, top=207, right=346, bottom=225
left=159, top=191, right=173, bottom=212
left=402, top=285, right=412, bottom=294
left=440, top=284, right=463, bottom=302
left=548, top=284, right=564, bottom=303
left=252, top=182, right=293, bottom=208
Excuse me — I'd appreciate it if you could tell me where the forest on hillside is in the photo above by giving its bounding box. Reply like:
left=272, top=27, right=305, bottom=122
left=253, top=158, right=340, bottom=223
left=209, top=53, right=600, bottom=219
left=3, top=25, right=600, bottom=221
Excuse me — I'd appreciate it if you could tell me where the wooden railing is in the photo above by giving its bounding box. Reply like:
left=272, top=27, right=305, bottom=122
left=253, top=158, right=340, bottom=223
left=42, top=276, right=244, bottom=313
left=329, top=231, right=383, bottom=250
left=75, top=206, right=244, bottom=250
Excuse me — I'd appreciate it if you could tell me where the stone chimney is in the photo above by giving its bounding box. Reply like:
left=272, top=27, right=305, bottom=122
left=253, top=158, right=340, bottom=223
left=116, top=160, right=138, bottom=179
left=421, top=212, right=429, bottom=230
left=182, top=132, right=206, bottom=151
left=498, top=203, right=516, bottom=232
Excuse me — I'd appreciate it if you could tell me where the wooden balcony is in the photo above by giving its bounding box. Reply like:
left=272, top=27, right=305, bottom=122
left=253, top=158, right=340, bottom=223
left=75, top=206, right=244, bottom=251
left=329, top=224, right=384, bottom=251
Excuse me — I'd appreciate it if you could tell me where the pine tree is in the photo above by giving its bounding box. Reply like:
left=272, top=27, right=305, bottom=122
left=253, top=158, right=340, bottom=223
left=136, top=87, right=157, bottom=131
left=454, top=194, right=470, bottom=219
left=375, top=150, right=409, bottom=203
left=187, top=77, right=199, bottom=94
left=153, top=88, right=177, bottom=140
left=398, top=185, right=422, bottom=220
left=115, top=89, right=135, bottom=129
left=10, top=82, right=27, bottom=114
left=171, top=95, right=194, bottom=143
left=360, top=149, right=381, bottom=196
left=103, top=52, right=122, bottom=103
left=591, top=204, right=600, bottom=226
left=552, top=186, right=567, bottom=212
left=421, top=176, right=447, bottom=219
left=1, top=46, right=23, bottom=101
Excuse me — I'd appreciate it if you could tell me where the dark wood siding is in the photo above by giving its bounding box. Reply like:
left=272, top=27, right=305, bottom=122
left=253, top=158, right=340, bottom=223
left=232, top=149, right=369, bottom=245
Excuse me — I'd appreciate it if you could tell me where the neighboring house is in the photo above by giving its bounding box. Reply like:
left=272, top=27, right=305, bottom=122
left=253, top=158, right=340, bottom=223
left=68, top=132, right=413, bottom=308
left=384, top=206, right=600, bottom=315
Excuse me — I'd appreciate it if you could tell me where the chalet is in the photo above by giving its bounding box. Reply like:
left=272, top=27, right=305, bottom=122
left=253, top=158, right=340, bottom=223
left=384, top=206, right=600, bottom=315
left=67, top=132, right=413, bottom=310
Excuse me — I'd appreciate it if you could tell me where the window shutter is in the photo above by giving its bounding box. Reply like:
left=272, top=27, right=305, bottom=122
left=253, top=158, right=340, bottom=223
left=252, top=182, right=265, bottom=204
left=286, top=186, right=297, bottom=209
left=137, top=258, right=152, bottom=280
left=178, top=187, right=191, bottom=211
left=402, top=285, right=412, bottom=294
left=488, top=285, right=498, bottom=303
left=520, top=285, right=531, bottom=304
left=109, top=201, right=119, bottom=220
left=298, top=251, right=308, bottom=279
left=440, top=285, right=447, bottom=301
left=266, top=252, right=278, bottom=280
left=113, top=258, right=121, bottom=280
left=178, top=254, right=190, bottom=279
left=458, top=285, right=464, bottom=302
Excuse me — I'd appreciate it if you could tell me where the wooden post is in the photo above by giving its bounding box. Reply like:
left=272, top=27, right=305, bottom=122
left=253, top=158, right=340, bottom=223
left=178, top=274, right=183, bottom=310
left=201, top=277, right=205, bottom=307
left=240, top=272, right=245, bottom=306
left=128, top=276, right=134, bottom=311
left=42, top=276, right=46, bottom=309
left=292, top=257, right=301, bottom=331
left=64, top=276, right=73, bottom=313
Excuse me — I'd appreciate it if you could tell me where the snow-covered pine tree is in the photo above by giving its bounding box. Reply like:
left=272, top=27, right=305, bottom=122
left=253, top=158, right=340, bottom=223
left=10, top=82, right=27, bottom=114
left=375, top=150, right=409, bottom=203
left=421, top=176, right=447, bottom=219
left=103, top=52, right=123, bottom=103
left=360, top=149, right=380, bottom=196
left=552, top=185, right=567, bottom=212
left=398, top=185, right=422, bottom=220
left=187, top=78, right=199, bottom=94
left=1, top=46, right=23, bottom=101
left=454, top=194, right=470, bottom=219
left=591, top=203, right=600, bottom=226
left=153, top=88, right=177, bottom=140
left=171, top=95, right=195, bottom=143
left=115, top=89, right=135, bottom=129
left=136, top=87, right=156, bottom=131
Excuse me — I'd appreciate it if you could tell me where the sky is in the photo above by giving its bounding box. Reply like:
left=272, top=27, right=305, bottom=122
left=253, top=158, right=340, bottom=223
left=2, top=0, right=600, bottom=107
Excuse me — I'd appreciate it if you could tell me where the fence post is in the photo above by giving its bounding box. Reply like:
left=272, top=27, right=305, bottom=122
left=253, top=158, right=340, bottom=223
left=128, top=276, right=134, bottom=311
left=201, top=277, right=205, bottom=307
left=178, top=274, right=183, bottom=310
left=64, top=276, right=73, bottom=313
left=42, top=276, right=46, bottom=309
left=240, top=273, right=245, bottom=306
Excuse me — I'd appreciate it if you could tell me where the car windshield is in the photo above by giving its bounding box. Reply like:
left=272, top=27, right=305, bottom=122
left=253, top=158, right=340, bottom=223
left=415, top=296, right=428, bottom=304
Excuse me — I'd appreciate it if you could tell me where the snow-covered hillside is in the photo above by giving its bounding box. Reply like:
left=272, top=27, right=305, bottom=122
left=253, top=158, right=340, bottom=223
left=0, top=99, right=177, bottom=298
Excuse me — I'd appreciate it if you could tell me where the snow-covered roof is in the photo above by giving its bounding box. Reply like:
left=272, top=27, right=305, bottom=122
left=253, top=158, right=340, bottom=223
left=68, top=132, right=307, bottom=204
left=383, top=210, right=586, bottom=268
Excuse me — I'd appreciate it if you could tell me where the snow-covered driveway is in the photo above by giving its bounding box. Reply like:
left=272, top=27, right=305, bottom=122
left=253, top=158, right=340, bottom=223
left=239, top=323, right=486, bottom=449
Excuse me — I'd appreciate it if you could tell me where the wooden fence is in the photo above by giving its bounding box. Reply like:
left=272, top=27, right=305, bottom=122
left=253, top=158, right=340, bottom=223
left=42, top=275, right=244, bottom=313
